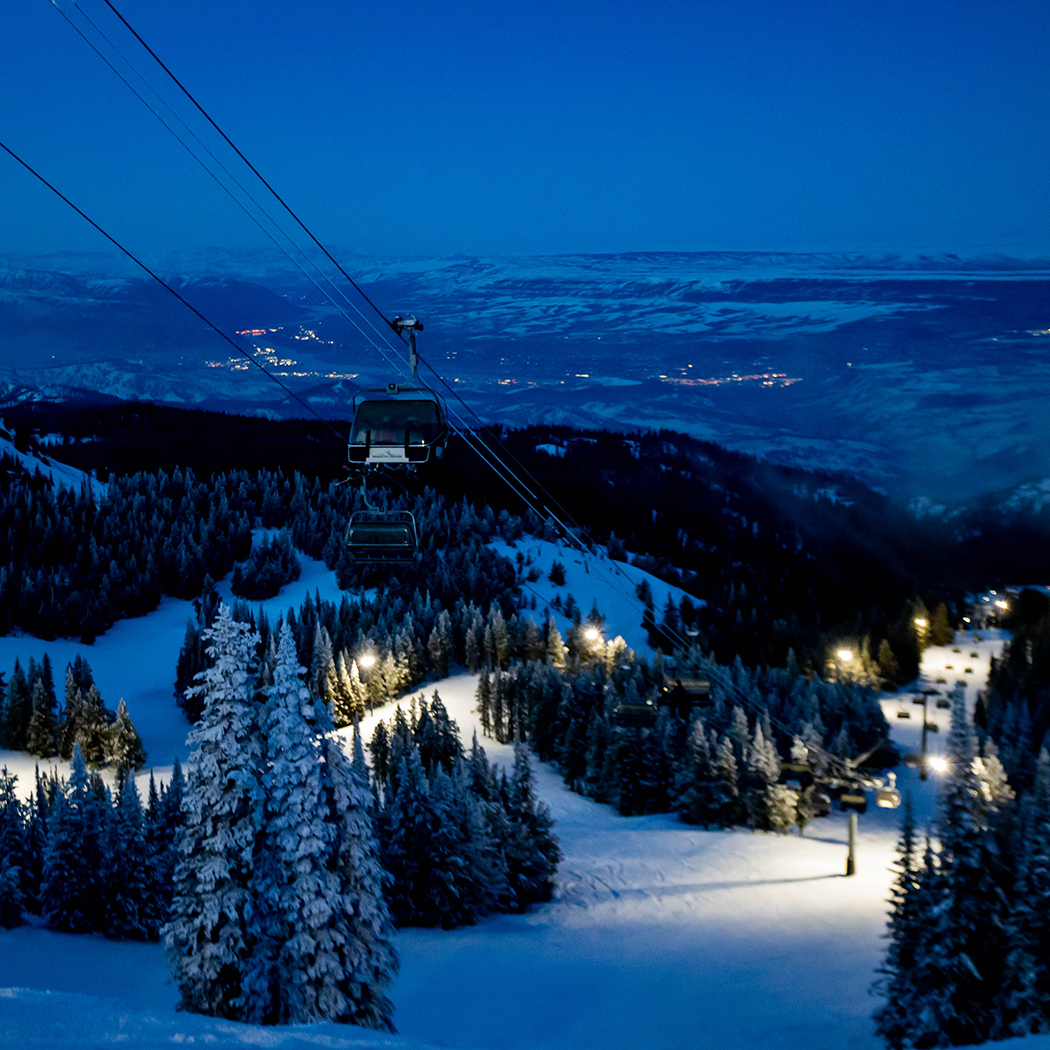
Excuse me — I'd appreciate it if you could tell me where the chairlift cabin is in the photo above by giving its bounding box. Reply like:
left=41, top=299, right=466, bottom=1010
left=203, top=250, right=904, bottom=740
left=347, top=385, right=447, bottom=466
left=347, top=316, right=448, bottom=468
left=344, top=510, right=418, bottom=564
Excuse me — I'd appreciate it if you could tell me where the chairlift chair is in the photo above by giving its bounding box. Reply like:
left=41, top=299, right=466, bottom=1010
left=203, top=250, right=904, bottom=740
left=613, top=700, right=658, bottom=729
left=839, top=789, right=868, bottom=814
left=780, top=760, right=815, bottom=790
left=344, top=510, right=418, bottom=564
left=659, top=675, right=712, bottom=718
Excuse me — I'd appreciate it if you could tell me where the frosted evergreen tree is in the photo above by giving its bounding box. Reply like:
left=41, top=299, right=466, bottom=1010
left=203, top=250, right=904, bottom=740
left=546, top=619, right=567, bottom=669
left=714, top=732, right=744, bottom=826
left=382, top=748, right=440, bottom=926
left=105, top=776, right=160, bottom=940
left=1000, top=747, right=1050, bottom=1035
left=243, top=623, right=324, bottom=1022
left=25, top=680, right=57, bottom=758
left=318, top=719, right=397, bottom=1029
left=77, top=684, right=109, bottom=767
left=464, top=625, right=480, bottom=672
left=328, top=651, right=354, bottom=727
left=107, top=700, right=147, bottom=779
left=165, top=604, right=263, bottom=1021
left=677, top=720, right=722, bottom=827
left=1, top=660, right=30, bottom=751
left=0, top=767, right=26, bottom=928
left=41, top=744, right=105, bottom=932
left=873, top=794, right=924, bottom=1047
left=903, top=688, right=1015, bottom=1046
left=743, top=723, right=793, bottom=832
left=504, top=743, right=560, bottom=908
left=308, top=623, right=334, bottom=699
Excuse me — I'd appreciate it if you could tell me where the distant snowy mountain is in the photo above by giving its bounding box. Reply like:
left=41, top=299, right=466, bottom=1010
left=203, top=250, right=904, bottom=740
left=2, top=249, right=1049, bottom=501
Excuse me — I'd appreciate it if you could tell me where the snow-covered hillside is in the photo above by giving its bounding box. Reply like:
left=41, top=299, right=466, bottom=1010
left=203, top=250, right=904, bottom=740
left=0, top=418, right=106, bottom=499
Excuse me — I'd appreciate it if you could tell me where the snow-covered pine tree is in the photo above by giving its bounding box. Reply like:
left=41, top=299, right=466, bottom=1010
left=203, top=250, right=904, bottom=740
left=873, top=794, right=924, bottom=1047
left=546, top=619, right=567, bottom=670
left=742, top=723, right=793, bottom=832
left=328, top=651, right=354, bottom=728
left=381, top=748, right=440, bottom=927
left=504, top=743, right=560, bottom=909
left=1000, top=747, right=1050, bottom=1036
left=1, top=660, right=30, bottom=751
left=25, top=679, right=57, bottom=758
left=165, top=604, right=263, bottom=1021
left=40, top=744, right=105, bottom=932
left=244, top=622, right=334, bottom=1023
left=107, top=700, right=147, bottom=780
left=0, top=767, right=26, bottom=928
left=104, top=775, right=161, bottom=940
left=903, top=689, right=1015, bottom=1046
left=77, top=684, right=109, bottom=767
left=314, top=714, right=398, bottom=1029
left=677, top=720, right=721, bottom=827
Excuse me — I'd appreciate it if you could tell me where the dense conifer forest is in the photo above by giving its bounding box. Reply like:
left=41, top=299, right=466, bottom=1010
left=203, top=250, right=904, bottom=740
left=2, top=399, right=1001, bottom=676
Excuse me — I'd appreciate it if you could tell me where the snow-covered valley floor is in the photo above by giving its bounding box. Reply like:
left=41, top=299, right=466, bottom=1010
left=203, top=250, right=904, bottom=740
left=0, top=550, right=1038, bottom=1049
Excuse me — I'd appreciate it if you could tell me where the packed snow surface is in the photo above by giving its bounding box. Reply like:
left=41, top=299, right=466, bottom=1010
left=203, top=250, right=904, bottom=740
left=0, top=538, right=1020, bottom=1049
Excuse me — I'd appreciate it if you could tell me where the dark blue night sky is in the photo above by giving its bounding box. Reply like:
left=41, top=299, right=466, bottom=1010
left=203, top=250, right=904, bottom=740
left=2, top=0, right=1048, bottom=258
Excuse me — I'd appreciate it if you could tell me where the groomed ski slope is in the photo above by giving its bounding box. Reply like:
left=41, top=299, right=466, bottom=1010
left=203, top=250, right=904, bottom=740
left=0, top=533, right=1039, bottom=1050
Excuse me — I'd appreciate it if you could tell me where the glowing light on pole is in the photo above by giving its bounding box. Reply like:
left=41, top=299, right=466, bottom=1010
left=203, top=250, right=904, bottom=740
left=837, top=649, right=853, bottom=662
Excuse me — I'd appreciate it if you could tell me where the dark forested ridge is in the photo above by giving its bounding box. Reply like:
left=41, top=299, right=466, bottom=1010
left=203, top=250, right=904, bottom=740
left=4, top=399, right=1044, bottom=675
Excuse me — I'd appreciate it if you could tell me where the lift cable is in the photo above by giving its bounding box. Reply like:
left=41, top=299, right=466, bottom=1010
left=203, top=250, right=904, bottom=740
left=0, top=137, right=350, bottom=444
left=96, top=0, right=401, bottom=339
left=50, top=0, right=411, bottom=382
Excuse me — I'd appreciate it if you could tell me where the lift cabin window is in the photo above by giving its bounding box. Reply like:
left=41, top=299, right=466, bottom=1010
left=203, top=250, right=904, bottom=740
left=351, top=400, right=443, bottom=448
